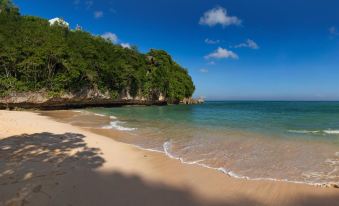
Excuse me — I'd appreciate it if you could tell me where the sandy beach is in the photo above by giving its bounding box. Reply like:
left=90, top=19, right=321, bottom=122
left=0, top=110, right=339, bottom=206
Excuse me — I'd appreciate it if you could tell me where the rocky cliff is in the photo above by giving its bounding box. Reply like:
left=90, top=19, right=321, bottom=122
left=0, top=89, right=167, bottom=110
left=0, top=89, right=204, bottom=110
left=180, top=97, right=205, bottom=105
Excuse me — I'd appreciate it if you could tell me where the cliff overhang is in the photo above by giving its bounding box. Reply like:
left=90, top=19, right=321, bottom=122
left=0, top=90, right=203, bottom=110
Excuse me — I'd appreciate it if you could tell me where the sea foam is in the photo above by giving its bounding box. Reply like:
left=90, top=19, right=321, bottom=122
left=102, top=120, right=136, bottom=131
left=86, top=111, right=136, bottom=131
left=161, top=140, right=337, bottom=187
left=324, top=130, right=339, bottom=134
left=288, top=130, right=319, bottom=134
left=110, top=115, right=117, bottom=120
left=288, top=129, right=339, bottom=135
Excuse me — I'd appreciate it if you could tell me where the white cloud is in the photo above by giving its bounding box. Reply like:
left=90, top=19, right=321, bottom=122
left=205, top=47, right=238, bottom=60
left=208, top=61, right=216, bottom=65
left=234, top=39, right=259, bottom=49
left=121, top=43, right=131, bottom=49
left=205, top=38, right=220, bottom=44
left=199, top=6, right=241, bottom=27
left=94, top=11, right=103, bottom=19
left=329, top=26, right=339, bottom=36
left=200, top=68, right=209, bottom=73
left=101, top=32, right=118, bottom=43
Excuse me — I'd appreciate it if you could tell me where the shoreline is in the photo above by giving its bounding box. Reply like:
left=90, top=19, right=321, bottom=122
left=47, top=109, right=339, bottom=188
left=112, top=139, right=337, bottom=188
left=93, top=128, right=337, bottom=188
left=0, top=99, right=168, bottom=110
left=1, top=110, right=339, bottom=206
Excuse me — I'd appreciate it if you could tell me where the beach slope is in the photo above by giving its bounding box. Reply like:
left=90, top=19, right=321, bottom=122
left=0, top=110, right=338, bottom=206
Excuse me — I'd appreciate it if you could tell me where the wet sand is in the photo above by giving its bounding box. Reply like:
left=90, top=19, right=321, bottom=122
left=0, top=110, right=338, bottom=206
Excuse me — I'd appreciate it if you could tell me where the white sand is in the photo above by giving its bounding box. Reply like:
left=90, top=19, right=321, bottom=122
left=0, top=110, right=338, bottom=206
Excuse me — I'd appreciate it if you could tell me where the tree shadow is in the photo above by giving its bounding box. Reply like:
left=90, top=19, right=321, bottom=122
left=0, top=132, right=338, bottom=206
left=0, top=132, right=105, bottom=206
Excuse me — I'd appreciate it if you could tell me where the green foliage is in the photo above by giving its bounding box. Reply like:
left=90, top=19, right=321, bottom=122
left=0, top=0, right=19, bottom=16
left=0, top=1, right=195, bottom=101
left=110, top=91, right=119, bottom=100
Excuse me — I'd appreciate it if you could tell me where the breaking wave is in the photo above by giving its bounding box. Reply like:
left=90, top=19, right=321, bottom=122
left=288, top=129, right=339, bottom=135
left=161, top=140, right=338, bottom=188
left=102, top=120, right=137, bottom=131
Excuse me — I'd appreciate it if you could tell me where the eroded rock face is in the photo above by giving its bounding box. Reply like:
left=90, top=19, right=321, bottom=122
left=0, top=89, right=201, bottom=110
left=0, top=89, right=168, bottom=110
left=0, top=92, right=48, bottom=104
left=0, top=89, right=109, bottom=105
left=180, top=97, right=205, bottom=105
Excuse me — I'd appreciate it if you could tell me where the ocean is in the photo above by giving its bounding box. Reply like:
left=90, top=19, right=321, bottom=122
left=75, top=101, right=339, bottom=186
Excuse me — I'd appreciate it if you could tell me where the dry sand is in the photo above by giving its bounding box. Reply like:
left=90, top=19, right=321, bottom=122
left=0, top=110, right=338, bottom=206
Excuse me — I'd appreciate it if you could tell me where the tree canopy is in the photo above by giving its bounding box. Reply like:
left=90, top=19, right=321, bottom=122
left=0, top=0, right=195, bottom=102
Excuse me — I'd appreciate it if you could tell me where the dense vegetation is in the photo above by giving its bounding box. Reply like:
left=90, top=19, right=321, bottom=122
left=0, top=0, right=195, bottom=102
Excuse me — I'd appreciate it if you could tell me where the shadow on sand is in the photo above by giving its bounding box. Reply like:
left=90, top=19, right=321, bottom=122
left=0, top=132, right=338, bottom=206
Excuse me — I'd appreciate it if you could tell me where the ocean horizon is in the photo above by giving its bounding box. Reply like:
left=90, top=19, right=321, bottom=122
left=202, top=100, right=339, bottom=102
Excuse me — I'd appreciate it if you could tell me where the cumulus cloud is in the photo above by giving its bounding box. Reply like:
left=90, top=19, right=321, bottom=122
left=205, top=47, right=238, bottom=60
left=329, top=26, right=339, bottom=36
left=234, top=39, right=259, bottom=49
left=205, top=38, right=220, bottom=44
left=94, top=11, right=103, bottom=19
left=101, top=32, right=118, bottom=43
left=199, top=6, right=241, bottom=27
left=121, top=43, right=131, bottom=49
left=200, top=68, right=209, bottom=73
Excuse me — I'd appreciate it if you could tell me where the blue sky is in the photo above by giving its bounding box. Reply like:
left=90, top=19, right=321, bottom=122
left=13, top=0, right=339, bottom=100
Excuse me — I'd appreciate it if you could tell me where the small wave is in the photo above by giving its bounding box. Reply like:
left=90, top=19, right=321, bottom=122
left=163, top=141, right=206, bottom=164
left=288, top=129, right=339, bottom=135
left=161, top=140, right=338, bottom=188
left=288, top=130, right=320, bottom=134
left=73, top=110, right=83, bottom=113
left=163, top=141, right=178, bottom=159
left=102, top=121, right=136, bottom=131
left=324, top=130, right=339, bottom=134
left=78, top=110, right=136, bottom=131
left=163, top=141, right=256, bottom=180
left=110, top=115, right=117, bottom=120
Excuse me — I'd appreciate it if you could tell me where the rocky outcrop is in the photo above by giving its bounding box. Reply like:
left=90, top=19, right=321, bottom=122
left=0, top=89, right=167, bottom=110
left=180, top=97, right=205, bottom=105
left=0, top=88, right=203, bottom=110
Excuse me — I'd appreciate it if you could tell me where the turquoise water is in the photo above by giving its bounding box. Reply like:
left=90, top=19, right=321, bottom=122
left=88, top=101, right=339, bottom=186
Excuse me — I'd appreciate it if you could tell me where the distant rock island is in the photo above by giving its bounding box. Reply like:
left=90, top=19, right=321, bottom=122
left=0, top=0, right=197, bottom=110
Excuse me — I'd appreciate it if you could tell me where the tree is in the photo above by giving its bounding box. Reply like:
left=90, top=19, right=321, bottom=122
left=0, top=0, right=195, bottom=101
left=0, top=0, right=19, bottom=16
